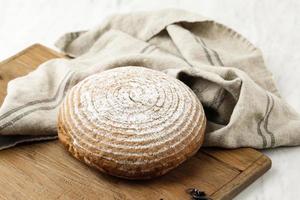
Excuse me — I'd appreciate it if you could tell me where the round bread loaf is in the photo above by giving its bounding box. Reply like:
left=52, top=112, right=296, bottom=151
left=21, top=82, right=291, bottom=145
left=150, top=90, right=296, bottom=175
left=58, top=66, right=206, bottom=179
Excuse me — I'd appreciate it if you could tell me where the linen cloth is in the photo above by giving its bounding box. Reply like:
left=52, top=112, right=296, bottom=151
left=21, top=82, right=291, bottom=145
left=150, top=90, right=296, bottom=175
left=1, top=9, right=300, bottom=150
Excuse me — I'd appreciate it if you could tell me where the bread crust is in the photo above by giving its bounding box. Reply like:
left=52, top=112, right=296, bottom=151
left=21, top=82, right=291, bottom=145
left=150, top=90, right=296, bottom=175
left=57, top=67, right=206, bottom=179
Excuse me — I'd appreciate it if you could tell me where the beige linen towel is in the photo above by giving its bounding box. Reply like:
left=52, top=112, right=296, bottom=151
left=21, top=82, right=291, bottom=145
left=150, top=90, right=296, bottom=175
left=1, top=9, right=300, bottom=150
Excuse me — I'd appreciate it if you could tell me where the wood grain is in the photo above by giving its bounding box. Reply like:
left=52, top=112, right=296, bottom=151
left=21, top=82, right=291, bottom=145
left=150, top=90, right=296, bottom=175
left=0, top=44, right=271, bottom=200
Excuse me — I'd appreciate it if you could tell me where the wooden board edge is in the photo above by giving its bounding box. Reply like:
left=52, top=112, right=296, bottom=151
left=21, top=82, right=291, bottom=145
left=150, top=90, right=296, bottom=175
left=210, top=155, right=271, bottom=200
left=0, top=43, right=64, bottom=67
left=34, top=43, right=65, bottom=58
left=0, top=44, right=40, bottom=66
left=201, top=147, right=265, bottom=172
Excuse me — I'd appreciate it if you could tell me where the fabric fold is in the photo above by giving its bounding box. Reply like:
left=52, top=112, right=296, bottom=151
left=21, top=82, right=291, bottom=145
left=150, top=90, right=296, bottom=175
left=0, top=9, right=299, bottom=149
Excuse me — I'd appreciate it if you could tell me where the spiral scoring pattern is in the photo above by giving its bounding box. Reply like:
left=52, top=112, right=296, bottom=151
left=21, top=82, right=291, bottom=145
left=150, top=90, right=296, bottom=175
left=58, top=66, right=206, bottom=179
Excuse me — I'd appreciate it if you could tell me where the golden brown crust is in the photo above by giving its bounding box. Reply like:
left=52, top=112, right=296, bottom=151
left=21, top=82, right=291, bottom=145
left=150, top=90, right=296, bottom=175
left=58, top=119, right=206, bottom=179
left=57, top=67, right=206, bottom=179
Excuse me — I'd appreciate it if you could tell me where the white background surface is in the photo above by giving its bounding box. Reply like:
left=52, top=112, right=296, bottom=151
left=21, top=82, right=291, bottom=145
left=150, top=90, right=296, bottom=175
left=1, top=0, right=300, bottom=199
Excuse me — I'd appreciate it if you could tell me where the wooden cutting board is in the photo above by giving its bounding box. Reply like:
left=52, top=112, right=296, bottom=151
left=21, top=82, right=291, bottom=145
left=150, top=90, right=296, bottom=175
left=0, top=44, right=271, bottom=200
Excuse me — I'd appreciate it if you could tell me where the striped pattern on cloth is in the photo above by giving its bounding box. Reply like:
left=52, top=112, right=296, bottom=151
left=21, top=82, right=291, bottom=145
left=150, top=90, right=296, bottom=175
left=0, top=9, right=300, bottom=149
